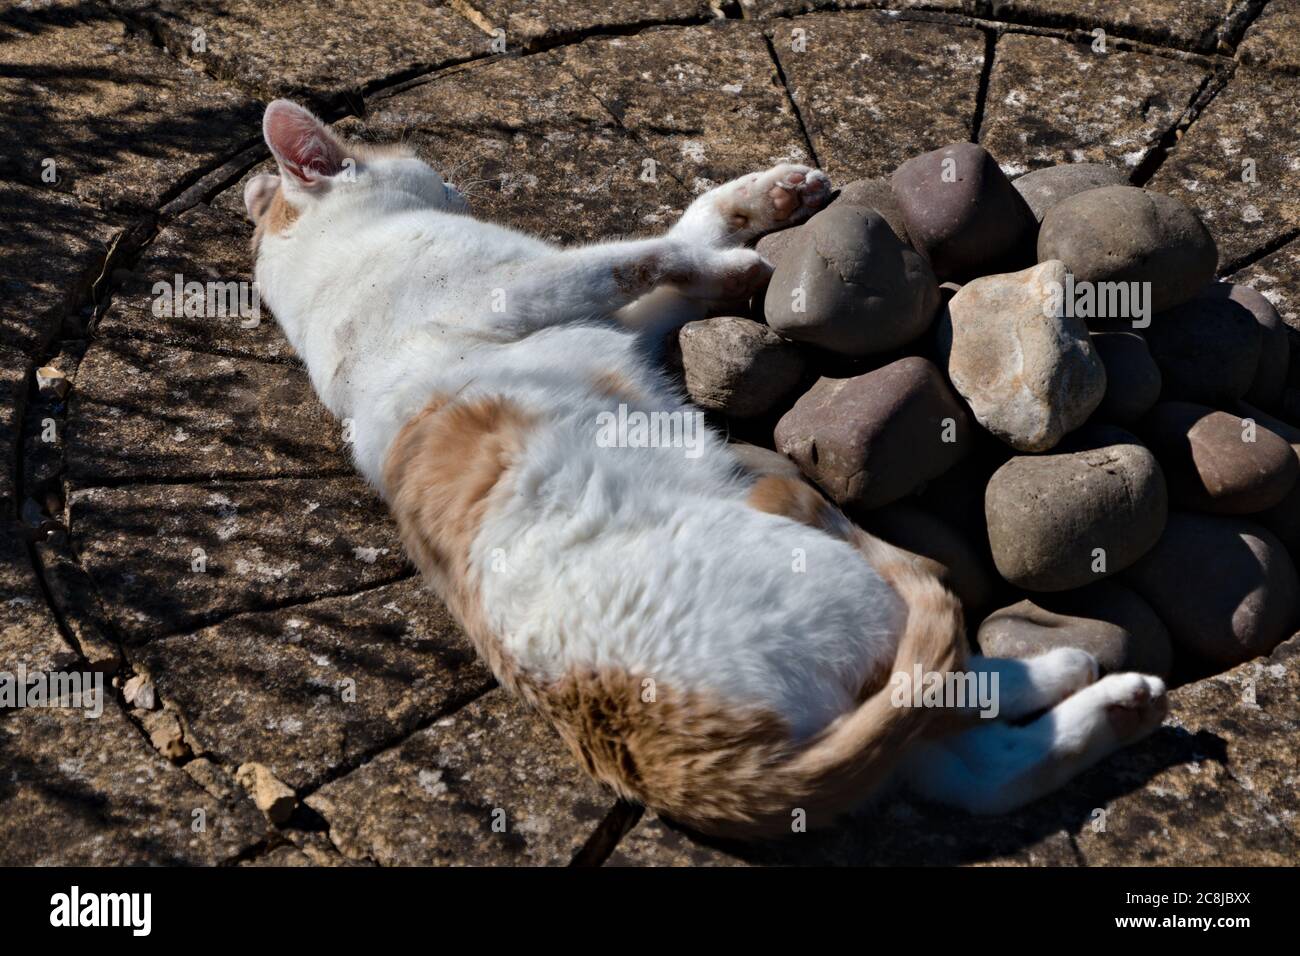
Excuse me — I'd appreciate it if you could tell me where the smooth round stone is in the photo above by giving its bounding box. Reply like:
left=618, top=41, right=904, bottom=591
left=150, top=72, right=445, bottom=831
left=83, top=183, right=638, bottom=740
left=977, top=581, right=1173, bottom=678
left=1012, top=163, right=1129, bottom=223
left=985, top=435, right=1168, bottom=591
left=890, top=142, right=1038, bottom=282
left=1038, top=185, right=1217, bottom=315
left=1140, top=401, right=1298, bottom=514
left=774, top=357, right=972, bottom=511
left=1145, top=291, right=1263, bottom=404
left=1125, top=512, right=1299, bottom=667
left=764, top=204, right=939, bottom=356
left=947, top=259, right=1106, bottom=452
left=1204, top=283, right=1289, bottom=409
left=1236, top=401, right=1300, bottom=552
left=1090, top=331, right=1161, bottom=425
left=835, top=177, right=911, bottom=245
left=860, top=502, right=996, bottom=612
left=756, top=177, right=909, bottom=268
left=678, top=316, right=806, bottom=419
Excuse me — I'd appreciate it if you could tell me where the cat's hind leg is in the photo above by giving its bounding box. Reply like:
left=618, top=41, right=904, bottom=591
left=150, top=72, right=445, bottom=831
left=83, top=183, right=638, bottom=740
left=967, top=650, right=1100, bottom=722
left=900, top=671, right=1167, bottom=815
left=671, top=164, right=832, bottom=247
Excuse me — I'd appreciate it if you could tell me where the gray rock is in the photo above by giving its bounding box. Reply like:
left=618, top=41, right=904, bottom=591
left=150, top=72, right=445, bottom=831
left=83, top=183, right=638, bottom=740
left=985, top=436, right=1168, bottom=591
left=835, top=177, right=911, bottom=245
left=1090, top=331, right=1161, bottom=425
left=764, top=204, right=939, bottom=356
left=1145, top=289, right=1263, bottom=404
left=1141, top=402, right=1298, bottom=515
left=1125, top=513, right=1299, bottom=667
left=977, top=581, right=1173, bottom=678
left=1038, top=185, right=1217, bottom=315
left=891, top=142, right=1038, bottom=281
left=947, top=260, right=1106, bottom=451
left=678, top=316, right=806, bottom=418
left=774, top=357, right=971, bottom=511
left=755, top=178, right=911, bottom=269
left=1012, top=163, right=1129, bottom=223
left=1204, top=283, right=1289, bottom=409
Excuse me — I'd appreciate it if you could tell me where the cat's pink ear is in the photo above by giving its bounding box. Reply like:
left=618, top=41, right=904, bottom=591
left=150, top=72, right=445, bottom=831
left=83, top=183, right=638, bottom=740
left=263, top=100, right=346, bottom=186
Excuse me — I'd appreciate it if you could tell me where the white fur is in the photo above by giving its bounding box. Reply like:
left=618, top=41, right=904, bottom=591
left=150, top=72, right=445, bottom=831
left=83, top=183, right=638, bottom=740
left=249, top=101, right=1166, bottom=809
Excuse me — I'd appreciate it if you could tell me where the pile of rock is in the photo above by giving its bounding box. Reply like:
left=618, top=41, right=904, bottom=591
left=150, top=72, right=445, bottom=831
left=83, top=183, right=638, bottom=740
left=673, top=143, right=1299, bottom=680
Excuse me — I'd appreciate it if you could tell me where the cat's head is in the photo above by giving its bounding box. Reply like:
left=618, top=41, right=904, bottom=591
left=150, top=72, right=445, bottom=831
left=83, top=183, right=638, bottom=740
left=244, top=99, right=466, bottom=241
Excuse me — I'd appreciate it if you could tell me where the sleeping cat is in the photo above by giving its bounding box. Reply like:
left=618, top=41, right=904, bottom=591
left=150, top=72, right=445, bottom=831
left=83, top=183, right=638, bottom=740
left=244, top=99, right=1167, bottom=838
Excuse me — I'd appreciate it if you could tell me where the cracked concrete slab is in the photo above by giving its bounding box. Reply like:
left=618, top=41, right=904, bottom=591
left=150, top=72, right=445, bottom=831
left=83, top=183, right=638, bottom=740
left=69, top=478, right=407, bottom=641
left=1237, top=0, right=1300, bottom=74
left=473, top=0, right=716, bottom=50
left=0, top=184, right=121, bottom=357
left=985, top=0, right=1232, bottom=53
left=346, top=53, right=695, bottom=242
left=557, top=21, right=813, bottom=192
left=0, top=699, right=267, bottom=865
left=130, top=578, right=493, bottom=791
left=305, top=690, right=610, bottom=865
left=1148, top=68, right=1300, bottom=268
left=106, top=0, right=488, bottom=101
left=0, top=1, right=262, bottom=214
left=980, top=33, right=1209, bottom=176
left=96, top=200, right=293, bottom=361
left=765, top=11, right=985, bottom=181
left=68, top=338, right=343, bottom=485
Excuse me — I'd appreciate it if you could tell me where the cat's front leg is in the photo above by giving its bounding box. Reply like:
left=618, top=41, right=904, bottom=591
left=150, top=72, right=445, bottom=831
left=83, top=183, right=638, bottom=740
left=497, top=239, right=769, bottom=334
left=671, top=164, right=832, bottom=248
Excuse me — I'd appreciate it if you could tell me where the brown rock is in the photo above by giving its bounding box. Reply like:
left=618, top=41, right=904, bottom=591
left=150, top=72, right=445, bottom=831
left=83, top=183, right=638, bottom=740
left=1038, top=186, right=1217, bottom=315
left=1125, top=513, right=1299, bottom=667
left=1204, top=282, right=1290, bottom=409
left=977, top=582, right=1173, bottom=677
left=892, top=142, right=1038, bottom=282
left=774, top=358, right=972, bottom=511
left=678, top=316, right=805, bottom=418
left=985, top=435, right=1168, bottom=591
left=1140, top=402, right=1298, bottom=514
left=1090, top=331, right=1161, bottom=425
left=235, top=762, right=297, bottom=825
left=1145, top=291, right=1264, bottom=405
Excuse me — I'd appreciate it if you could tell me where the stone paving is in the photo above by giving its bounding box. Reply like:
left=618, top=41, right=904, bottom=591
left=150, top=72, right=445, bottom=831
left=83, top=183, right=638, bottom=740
left=1, top=0, right=1298, bottom=866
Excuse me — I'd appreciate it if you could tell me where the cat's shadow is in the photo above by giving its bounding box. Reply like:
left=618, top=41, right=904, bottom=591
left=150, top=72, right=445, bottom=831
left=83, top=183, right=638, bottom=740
left=657, top=726, right=1224, bottom=866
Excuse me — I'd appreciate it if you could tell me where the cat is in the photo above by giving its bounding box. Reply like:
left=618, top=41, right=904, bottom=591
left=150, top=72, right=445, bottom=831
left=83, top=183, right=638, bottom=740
left=243, top=99, right=1167, bottom=838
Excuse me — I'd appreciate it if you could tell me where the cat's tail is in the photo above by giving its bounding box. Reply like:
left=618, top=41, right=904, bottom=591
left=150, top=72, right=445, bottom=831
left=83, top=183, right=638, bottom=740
left=756, top=531, right=968, bottom=834
left=666, top=531, right=968, bottom=839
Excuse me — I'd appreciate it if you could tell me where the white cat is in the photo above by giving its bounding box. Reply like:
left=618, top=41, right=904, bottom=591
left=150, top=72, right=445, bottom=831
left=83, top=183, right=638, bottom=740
left=244, top=100, right=1167, bottom=838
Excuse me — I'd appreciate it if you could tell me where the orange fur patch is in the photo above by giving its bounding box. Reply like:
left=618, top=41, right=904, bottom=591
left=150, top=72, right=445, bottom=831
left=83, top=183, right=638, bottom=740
left=747, top=475, right=837, bottom=532
left=591, top=370, right=643, bottom=405
left=383, top=393, right=534, bottom=688
left=251, top=186, right=300, bottom=253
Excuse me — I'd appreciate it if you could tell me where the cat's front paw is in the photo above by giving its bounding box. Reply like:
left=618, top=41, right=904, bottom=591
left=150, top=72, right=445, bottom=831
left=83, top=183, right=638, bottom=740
left=718, top=164, right=832, bottom=240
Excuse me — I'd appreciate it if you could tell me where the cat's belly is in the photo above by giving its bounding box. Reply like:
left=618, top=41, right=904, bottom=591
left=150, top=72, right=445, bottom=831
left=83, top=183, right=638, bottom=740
left=473, top=493, right=905, bottom=740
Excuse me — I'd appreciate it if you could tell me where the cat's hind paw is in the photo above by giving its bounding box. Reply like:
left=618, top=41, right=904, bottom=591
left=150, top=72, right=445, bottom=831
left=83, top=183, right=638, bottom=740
left=721, top=164, right=831, bottom=240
